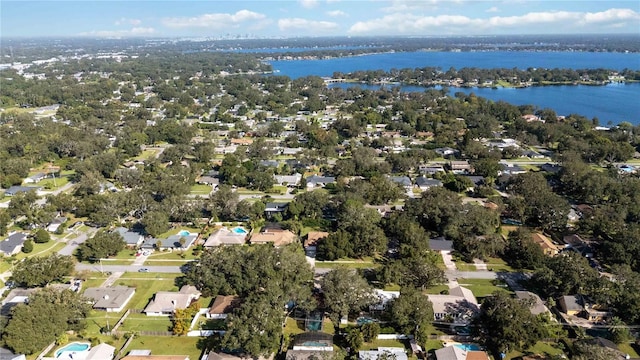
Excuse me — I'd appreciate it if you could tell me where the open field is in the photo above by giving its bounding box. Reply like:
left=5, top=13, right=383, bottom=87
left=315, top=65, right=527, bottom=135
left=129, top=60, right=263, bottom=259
left=123, top=336, right=204, bottom=360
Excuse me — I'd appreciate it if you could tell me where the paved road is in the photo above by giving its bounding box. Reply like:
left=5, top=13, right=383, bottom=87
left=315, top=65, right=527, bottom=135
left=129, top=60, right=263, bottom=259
left=75, top=264, right=183, bottom=273
left=58, top=227, right=98, bottom=256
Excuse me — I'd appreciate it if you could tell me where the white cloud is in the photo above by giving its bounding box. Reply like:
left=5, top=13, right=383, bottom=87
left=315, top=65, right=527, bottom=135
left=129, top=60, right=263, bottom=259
left=278, top=18, right=339, bottom=32
left=485, top=6, right=499, bottom=13
left=115, top=17, right=142, bottom=26
left=299, top=0, right=319, bottom=9
left=349, top=8, right=640, bottom=34
left=162, top=10, right=266, bottom=29
left=80, top=27, right=155, bottom=37
left=326, top=10, right=347, bottom=17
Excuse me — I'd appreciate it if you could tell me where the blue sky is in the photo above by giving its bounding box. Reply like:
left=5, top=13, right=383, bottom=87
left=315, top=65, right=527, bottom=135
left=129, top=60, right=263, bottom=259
left=2, top=1, right=639, bottom=38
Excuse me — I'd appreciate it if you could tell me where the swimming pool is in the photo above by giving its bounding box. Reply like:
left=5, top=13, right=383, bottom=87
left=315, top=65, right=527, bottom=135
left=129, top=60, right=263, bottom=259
left=454, top=343, right=482, bottom=351
left=55, top=342, right=90, bottom=358
left=231, top=227, right=248, bottom=235
left=178, top=230, right=191, bottom=236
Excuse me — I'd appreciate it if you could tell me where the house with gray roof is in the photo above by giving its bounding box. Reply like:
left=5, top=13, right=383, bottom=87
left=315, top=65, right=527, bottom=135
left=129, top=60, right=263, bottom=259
left=113, top=227, right=144, bottom=247
left=515, top=291, right=550, bottom=316
left=141, top=233, right=198, bottom=251
left=389, top=176, right=412, bottom=190
left=274, top=174, right=302, bottom=187
left=415, top=177, right=443, bottom=191
left=305, top=175, right=335, bottom=188
left=0, top=232, right=28, bottom=256
left=428, top=286, right=479, bottom=325
left=144, top=285, right=201, bottom=316
left=3, top=186, right=40, bottom=196
left=84, top=286, right=136, bottom=312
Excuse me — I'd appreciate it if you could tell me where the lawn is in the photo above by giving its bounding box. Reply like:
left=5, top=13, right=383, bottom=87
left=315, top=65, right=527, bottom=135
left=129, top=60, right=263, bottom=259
left=190, top=184, right=213, bottom=195
left=457, top=278, right=512, bottom=297
left=424, top=284, right=450, bottom=295
left=484, top=257, right=515, bottom=272
left=422, top=339, right=444, bottom=352
left=619, top=343, right=640, bottom=358
left=120, top=313, right=173, bottom=332
left=503, top=341, right=566, bottom=359
left=133, top=149, right=160, bottom=161
left=118, top=272, right=181, bottom=281
left=362, top=339, right=408, bottom=351
left=123, top=336, right=203, bottom=360
left=455, top=262, right=477, bottom=271
left=114, top=278, right=179, bottom=310
left=37, top=176, right=70, bottom=190
left=147, top=249, right=200, bottom=260
left=79, top=274, right=109, bottom=289
left=13, top=241, right=66, bottom=261
left=283, top=317, right=307, bottom=336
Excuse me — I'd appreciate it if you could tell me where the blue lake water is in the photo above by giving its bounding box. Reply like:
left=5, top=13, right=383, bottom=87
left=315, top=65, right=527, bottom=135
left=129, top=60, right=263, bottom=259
left=270, top=51, right=640, bottom=124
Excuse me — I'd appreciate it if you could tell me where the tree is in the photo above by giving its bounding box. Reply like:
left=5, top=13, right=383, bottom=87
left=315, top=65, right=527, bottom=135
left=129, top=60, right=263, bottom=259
left=503, top=229, right=546, bottom=270
left=76, top=230, right=126, bottom=262
left=2, top=288, right=92, bottom=354
left=361, top=322, right=380, bottom=342
left=320, top=268, right=376, bottom=325
left=475, top=292, right=544, bottom=355
left=141, top=210, right=170, bottom=237
left=22, top=239, right=33, bottom=253
left=345, top=328, right=364, bottom=351
left=572, top=340, right=623, bottom=360
left=389, top=288, right=434, bottom=343
left=10, top=254, right=74, bottom=288
left=607, top=316, right=631, bottom=344
left=33, top=228, right=50, bottom=244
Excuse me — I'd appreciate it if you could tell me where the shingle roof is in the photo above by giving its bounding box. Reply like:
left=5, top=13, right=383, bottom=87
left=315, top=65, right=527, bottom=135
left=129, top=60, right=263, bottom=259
left=83, top=286, right=135, bottom=310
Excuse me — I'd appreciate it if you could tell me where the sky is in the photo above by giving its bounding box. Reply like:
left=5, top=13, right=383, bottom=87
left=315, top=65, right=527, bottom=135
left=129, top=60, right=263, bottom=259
left=1, top=0, right=639, bottom=38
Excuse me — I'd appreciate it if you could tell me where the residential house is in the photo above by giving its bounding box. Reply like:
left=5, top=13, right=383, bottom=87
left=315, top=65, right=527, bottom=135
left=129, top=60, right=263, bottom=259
left=486, top=138, right=519, bottom=150
left=207, top=295, right=241, bottom=319
left=449, top=161, right=471, bottom=174
left=265, top=202, right=289, bottom=217
left=540, top=163, right=561, bottom=174
left=429, top=237, right=454, bottom=252
left=515, top=291, right=550, bottom=316
left=582, top=337, right=628, bottom=360
left=230, top=138, right=253, bottom=146
left=434, top=346, right=490, bottom=360
left=1, top=288, right=38, bottom=316
left=463, top=176, right=485, bottom=189
left=197, top=175, right=219, bottom=187
left=274, top=174, right=302, bottom=187
left=428, top=286, right=479, bottom=324
left=370, top=290, right=399, bottom=311
left=250, top=227, right=297, bottom=247
left=389, top=176, right=412, bottom=192
left=85, top=343, right=116, bottom=360
left=563, top=234, right=594, bottom=258
left=114, top=227, right=144, bottom=247
left=559, top=295, right=583, bottom=316
left=531, top=233, right=559, bottom=256
left=305, top=175, right=336, bottom=188
left=419, top=165, right=445, bottom=175
left=304, top=231, right=329, bottom=257
left=359, top=348, right=408, bottom=360
left=141, top=233, right=198, bottom=251
left=523, top=150, right=545, bottom=159
left=23, top=172, right=46, bottom=184
left=204, top=227, right=247, bottom=247
left=144, top=285, right=201, bottom=316
left=499, top=163, right=527, bottom=176
left=3, top=186, right=40, bottom=196
left=0, top=347, right=26, bottom=360
left=0, top=232, right=28, bottom=256
left=286, top=332, right=334, bottom=360
left=435, top=147, right=459, bottom=157
left=46, top=216, right=67, bottom=233
left=83, top=286, right=136, bottom=312
left=415, top=177, right=443, bottom=191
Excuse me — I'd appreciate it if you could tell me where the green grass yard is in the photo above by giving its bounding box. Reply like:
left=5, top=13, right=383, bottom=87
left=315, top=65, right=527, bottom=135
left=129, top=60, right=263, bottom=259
left=120, top=313, right=173, bottom=332
left=190, top=184, right=213, bottom=195
left=123, top=336, right=203, bottom=360
left=114, top=278, right=179, bottom=310
left=457, top=278, right=512, bottom=297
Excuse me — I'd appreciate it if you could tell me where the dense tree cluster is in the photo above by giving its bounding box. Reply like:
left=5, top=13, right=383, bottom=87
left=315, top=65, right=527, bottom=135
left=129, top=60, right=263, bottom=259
left=10, top=254, right=75, bottom=288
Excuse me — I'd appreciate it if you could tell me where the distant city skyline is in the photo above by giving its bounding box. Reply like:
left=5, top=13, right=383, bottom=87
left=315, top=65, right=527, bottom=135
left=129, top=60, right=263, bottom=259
left=2, top=0, right=639, bottom=38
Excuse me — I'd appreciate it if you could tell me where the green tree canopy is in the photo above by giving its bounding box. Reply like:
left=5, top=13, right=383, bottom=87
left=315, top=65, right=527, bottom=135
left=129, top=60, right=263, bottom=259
left=10, top=254, right=74, bottom=288
left=76, top=230, right=126, bottom=262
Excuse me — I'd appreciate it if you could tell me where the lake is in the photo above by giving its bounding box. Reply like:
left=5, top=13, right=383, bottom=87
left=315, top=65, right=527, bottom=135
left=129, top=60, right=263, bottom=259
left=269, top=51, right=640, bottom=124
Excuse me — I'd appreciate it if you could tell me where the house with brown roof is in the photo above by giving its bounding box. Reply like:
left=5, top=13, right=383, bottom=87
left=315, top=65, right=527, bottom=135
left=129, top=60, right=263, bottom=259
left=304, top=232, right=329, bottom=250
left=230, top=138, right=253, bottom=145
left=531, top=233, right=559, bottom=256
left=250, top=228, right=297, bottom=247
left=143, top=285, right=201, bottom=316
left=207, top=295, right=241, bottom=319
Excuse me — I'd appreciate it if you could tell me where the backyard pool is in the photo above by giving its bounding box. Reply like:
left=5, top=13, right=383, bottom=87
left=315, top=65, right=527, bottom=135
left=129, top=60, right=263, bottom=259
left=231, top=227, right=248, bottom=235
left=55, top=342, right=91, bottom=358
left=179, top=230, right=192, bottom=236
left=453, top=343, right=482, bottom=351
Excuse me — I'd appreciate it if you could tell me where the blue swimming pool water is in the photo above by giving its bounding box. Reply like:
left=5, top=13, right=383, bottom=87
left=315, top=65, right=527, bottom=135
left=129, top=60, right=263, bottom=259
left=454, top=343, right=482, bottom=351
left=55, top=342, right=90, bottom=357
left=179, top=230, right=191, bottom=236
left=301, top=341, right=328, bottom=347
left=232, top=227, right=248, bottom=235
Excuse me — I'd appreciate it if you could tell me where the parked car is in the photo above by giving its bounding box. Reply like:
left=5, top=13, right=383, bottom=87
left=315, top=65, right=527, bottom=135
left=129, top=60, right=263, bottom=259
left=138, top=268, right=149, bottom=273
